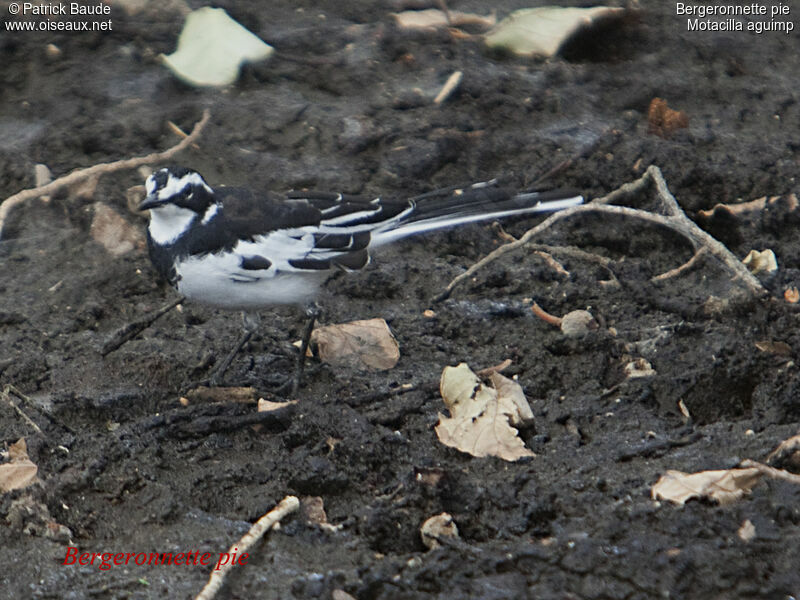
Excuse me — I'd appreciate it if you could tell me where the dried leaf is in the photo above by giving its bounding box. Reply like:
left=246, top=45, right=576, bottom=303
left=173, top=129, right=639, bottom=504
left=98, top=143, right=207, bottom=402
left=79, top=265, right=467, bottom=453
left=697, top=194, right=798, bottom=219
left=651, top=468, right=762, bottom=506
left=737, top=519, right=756, bottom=542
left=436, top=363, right=535, bottom=461
left=420, top=512, right=459, bottom=549
left=0, top=439, right=38, bottom=493
left=754, top=340, right=792, bottom=356
left=392, top=9, right=495, bottom=31
left=766, top=434, right=800, bottom=472
left=310, top=318, right=399, bottom=371
left=648, top=98, right=689, bottom=138
left=485, top=6, right=626, bottom=58
left=784, top=287, right=800, bottom=303
left=162, top=7, right=274, bottom=87
left=90, top=203, right=146, bottom=257
left=742, top=249, right=778, bottom=274
left=257, top=398, right=298, bottom=412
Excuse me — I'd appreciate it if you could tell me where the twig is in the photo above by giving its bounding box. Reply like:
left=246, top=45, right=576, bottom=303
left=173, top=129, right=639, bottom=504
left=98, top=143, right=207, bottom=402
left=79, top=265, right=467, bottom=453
left=0, top=110, right=211, bottom=239
left=533, top=250, right=569, bottom=277
left=195, top=496, right=300, bottom=600
left=652, top=247, right=708, bottom=282
left=530, top=302, right=562, bottom=327
left=433, top=70, right=463, bottom=105
left=2, top=385, right=43, bottom=434
left=101, top=296, right=185, bottom=356
left=435, top=166, right=766, bottom=302
left=435, top=0, right=453, bottom=25
left=476, top=359, right=512, bottom=377
left=739, top=459, right=800, bottom=486
left=491, top=222, right=517, bottom=243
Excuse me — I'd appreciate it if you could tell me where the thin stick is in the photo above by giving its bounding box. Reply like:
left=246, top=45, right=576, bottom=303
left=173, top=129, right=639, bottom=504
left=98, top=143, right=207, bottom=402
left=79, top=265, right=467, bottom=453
left=101, top=296, right=185, bottom=356
left=0, top=110, right=211, bottom=239
left=436, top=166, right=765, bottom=302
left=433, top=70, right=463, bottom=105
left=531, top=302, right=562, bottom=327
left=739, top=459, right=800, bottom=486
left=2, top=385, right=43, bottom=434
left=195, top=496, right=300, bottom=600
left=652, top=247, right=708, bottom=282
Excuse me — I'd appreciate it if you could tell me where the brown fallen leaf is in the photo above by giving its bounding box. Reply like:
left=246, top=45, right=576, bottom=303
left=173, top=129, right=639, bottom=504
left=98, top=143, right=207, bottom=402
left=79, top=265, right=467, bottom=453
left=754, top=340, right=792, bottom=357
left=647, top=98, right=689, bottom=138
left=651, top=467, right=762, bottom=506
left=0, top=438, right=39, bottom=493
left=90, top=202, right=146, bottom=257
left=784, top=287, right=800, bottom=304
left=435, top=363, right=534, bottom=461
left=310, top=318, right=399, bottom=371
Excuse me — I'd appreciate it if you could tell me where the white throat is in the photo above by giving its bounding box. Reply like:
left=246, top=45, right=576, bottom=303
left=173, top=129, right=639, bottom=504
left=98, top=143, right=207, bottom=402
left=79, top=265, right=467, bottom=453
left=147, top=203, right=197, bottom=245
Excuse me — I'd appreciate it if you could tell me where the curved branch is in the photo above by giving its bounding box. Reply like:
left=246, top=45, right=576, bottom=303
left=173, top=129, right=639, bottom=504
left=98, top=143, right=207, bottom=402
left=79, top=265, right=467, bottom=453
left=0, top=110, right=211, bottom=239
left=436, top=166, right=765, bottom=301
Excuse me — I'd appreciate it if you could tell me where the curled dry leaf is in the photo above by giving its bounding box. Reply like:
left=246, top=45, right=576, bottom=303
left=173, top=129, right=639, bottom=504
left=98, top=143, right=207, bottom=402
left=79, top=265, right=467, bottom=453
left=737, top=519, right=756, bottom=542
left=420, top=512, right=459, bottom=550
left=647, top=98, right=689, bottom=138
left=0, top=438, right=39, bottom=493
left=651, top=467, right=762, bottom=506
left=436, top=363, right=534, bottom=461
left=485, top=6, right=626, bottom=58
left=90, top=203, right=146, bottom=257
left=742, top=249, right=778, bottom=274
left=623, top=358, right=656, bottom=379
left=784, top=287, right=800, bottom=303
left=766, top=434, right=800, bottom=472
left=310, top=318, right=400, bottom=371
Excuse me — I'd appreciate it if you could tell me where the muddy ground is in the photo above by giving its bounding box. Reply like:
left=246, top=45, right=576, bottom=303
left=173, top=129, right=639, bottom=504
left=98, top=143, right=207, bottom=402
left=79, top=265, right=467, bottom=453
left=2, top=1, right=800, bottom=598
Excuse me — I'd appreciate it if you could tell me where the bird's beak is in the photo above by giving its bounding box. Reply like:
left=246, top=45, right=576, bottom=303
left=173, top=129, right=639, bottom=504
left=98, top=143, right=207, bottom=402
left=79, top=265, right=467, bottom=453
left=138, top=193, right=164, bottom=212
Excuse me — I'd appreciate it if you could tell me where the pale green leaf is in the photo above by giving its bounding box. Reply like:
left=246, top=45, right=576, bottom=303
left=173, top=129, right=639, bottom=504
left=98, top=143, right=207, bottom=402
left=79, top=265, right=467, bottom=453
left=485, top=6, right=625, bottom=58
left=162, top=7, right=274, bottom=87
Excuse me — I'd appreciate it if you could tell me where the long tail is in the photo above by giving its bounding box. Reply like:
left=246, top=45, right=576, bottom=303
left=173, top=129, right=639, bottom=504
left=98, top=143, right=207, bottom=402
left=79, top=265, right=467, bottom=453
left=372, top=180, right=583, bottom=246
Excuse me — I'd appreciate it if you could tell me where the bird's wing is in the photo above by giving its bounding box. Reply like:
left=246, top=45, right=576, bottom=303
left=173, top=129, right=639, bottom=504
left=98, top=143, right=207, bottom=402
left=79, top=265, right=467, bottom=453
left=208, top=189, right=414, bottom=279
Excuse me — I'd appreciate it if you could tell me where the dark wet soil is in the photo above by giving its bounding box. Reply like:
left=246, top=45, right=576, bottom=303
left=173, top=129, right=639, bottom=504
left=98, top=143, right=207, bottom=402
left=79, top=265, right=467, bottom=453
left=2, top=1, right=800, bottom=598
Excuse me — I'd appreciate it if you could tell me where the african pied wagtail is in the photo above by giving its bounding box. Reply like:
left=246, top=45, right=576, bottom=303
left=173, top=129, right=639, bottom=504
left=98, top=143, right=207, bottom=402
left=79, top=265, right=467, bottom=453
left=139, top=167, right=583, bottom=389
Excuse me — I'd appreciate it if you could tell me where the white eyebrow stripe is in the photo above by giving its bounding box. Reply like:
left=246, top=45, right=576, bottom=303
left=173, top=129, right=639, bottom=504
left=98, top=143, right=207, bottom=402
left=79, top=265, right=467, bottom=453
left=201, top=203, right=219, bottom=224
left=157, top=172, right=212, bottom=200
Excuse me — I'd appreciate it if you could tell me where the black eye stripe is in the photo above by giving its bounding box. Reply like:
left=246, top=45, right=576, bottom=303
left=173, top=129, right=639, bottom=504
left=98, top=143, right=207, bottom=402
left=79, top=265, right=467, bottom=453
left=154, top=171, right=169, bottom=189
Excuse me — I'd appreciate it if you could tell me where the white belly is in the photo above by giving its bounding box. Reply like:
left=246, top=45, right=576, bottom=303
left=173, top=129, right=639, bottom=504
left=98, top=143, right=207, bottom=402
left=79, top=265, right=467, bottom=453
left=174, top=254, right=326, bottom=310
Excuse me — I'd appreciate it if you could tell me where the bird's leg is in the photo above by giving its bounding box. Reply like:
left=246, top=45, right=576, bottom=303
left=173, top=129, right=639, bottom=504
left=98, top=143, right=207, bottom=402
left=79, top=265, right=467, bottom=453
left=289, top=303, right=320, bottom=396
left=208, top=311, right=260, bottom=386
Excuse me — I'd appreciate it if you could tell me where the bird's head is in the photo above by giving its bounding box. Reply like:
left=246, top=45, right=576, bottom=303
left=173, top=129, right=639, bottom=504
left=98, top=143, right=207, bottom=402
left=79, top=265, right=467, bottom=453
left=140, top=167, right=218, bottom=244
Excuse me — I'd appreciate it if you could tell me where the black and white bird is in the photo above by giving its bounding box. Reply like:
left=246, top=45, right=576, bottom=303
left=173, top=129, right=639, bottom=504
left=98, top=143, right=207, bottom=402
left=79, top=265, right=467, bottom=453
left=139, top=166, right=583, bottom=389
